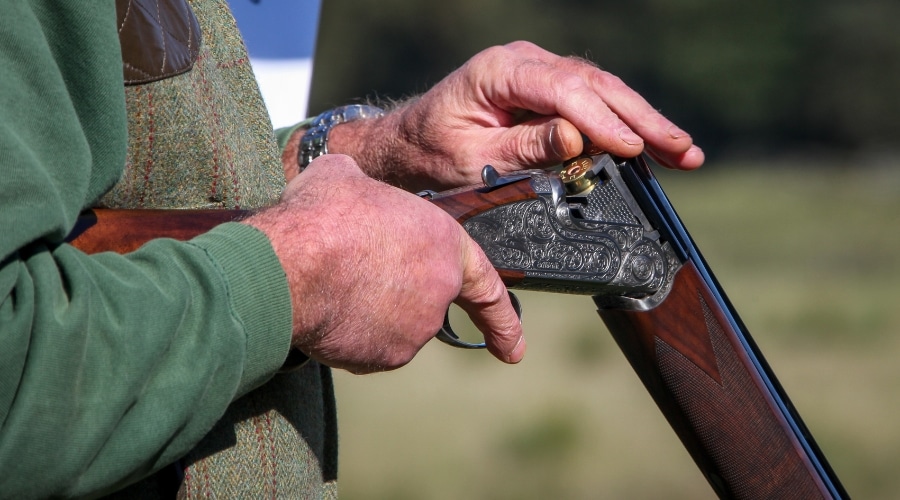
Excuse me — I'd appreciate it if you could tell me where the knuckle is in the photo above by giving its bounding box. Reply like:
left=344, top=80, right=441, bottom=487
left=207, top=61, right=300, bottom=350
left=380, top=356, right=409, bottom=372
left=504, top=40, right=538, bottom=53
left=382, top=341, right=420, bottom=371
left=557, top=75, right=591, bottom=102
left=593, top=70, right=627, bottom=91
left=477, top=43, right=519, bottom=65
left=491, top=130, right=542, bottom=166
left=464, top=269, right=505, bottom=307
left=423, top=313, right=447, bottom=338
left=565, top=54, right=600, bottom=70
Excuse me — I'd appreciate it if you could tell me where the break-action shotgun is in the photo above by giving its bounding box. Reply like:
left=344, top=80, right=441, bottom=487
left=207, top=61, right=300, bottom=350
left=69, top=153, right=848, bottom=499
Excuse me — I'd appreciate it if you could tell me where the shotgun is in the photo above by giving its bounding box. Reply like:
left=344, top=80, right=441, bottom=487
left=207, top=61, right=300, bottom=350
left=69, top=153, right=848, bottom=499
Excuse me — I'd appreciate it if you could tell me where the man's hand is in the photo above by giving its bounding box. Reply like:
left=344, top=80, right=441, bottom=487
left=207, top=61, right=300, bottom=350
left=322, top=41, right=704, bottom=192
left=247, top=155, right=525, bottom=374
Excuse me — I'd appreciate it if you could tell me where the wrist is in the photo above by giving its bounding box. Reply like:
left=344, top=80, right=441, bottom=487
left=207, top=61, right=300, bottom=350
left=241, top=200, right=329, bottom=350
left=280, top=123, right=307, bottom=183
left=326, top=111, right=398, bottom=178
left=298, top=105, right=385, bottom=172
left=327, top=100, right=449, bottom=192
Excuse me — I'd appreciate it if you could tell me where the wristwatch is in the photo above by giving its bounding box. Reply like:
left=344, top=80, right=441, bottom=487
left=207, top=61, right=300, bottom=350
left=298, top=104, right=385, bottom=171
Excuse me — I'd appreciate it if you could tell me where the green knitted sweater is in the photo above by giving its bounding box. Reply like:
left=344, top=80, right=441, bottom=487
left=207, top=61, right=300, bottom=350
left=0, top=3, right=293, bottom=497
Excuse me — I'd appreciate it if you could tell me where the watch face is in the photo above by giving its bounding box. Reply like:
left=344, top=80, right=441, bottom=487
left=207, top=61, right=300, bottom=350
left=230, top=0, right=323, bottom=127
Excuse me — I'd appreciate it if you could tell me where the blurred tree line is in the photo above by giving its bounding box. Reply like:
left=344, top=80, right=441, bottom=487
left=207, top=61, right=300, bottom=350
left=310, top=0, right=900, bottom=161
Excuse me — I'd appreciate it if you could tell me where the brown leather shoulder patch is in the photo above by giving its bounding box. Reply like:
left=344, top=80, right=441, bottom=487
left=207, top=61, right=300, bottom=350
left=117, top=0, right=201, bottom=85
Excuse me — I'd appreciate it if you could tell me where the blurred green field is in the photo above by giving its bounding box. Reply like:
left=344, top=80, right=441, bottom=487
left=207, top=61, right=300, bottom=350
left=332, top=162, right=900, bottom=499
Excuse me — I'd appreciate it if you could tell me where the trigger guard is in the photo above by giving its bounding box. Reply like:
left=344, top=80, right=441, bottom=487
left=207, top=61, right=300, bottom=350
left=436, top=291, right=522, bottom=349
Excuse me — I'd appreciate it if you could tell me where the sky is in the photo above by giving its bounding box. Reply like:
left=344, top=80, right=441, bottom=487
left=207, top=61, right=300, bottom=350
left=228, top=0, right=323, bottom=126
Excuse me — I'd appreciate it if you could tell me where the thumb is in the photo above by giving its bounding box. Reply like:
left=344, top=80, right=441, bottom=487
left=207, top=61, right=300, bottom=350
left=283, top=154, right=366, bottom=200
left=491, top=116, right=583, bottom=169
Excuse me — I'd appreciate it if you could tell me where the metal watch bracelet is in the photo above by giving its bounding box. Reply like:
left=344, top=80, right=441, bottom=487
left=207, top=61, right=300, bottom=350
left=298, top=104, right=385, bottom=171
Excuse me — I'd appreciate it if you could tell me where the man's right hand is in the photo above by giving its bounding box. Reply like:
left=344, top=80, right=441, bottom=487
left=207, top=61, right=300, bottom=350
left=318, top=41, right=704, bottom=193
left=245, top=155, right=525, bottom=374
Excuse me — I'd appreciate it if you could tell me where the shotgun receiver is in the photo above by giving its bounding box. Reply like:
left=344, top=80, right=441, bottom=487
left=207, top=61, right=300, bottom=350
left=69, top=154, right=848, bottom=499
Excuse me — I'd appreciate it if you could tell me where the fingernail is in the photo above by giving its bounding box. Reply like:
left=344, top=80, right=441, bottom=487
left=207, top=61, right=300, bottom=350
left=506, top=335, right=526, bottom=364
left=686, top=145, right=705, bottom=167
left=667, top=124, right=689, bottom=139
left=618, top=128, right=643, bottom=146
left=548, top=124, right=566, bottom=159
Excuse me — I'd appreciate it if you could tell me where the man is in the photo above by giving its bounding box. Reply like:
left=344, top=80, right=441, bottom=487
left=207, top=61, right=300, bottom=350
left=0, top=1, right=702, bottom=498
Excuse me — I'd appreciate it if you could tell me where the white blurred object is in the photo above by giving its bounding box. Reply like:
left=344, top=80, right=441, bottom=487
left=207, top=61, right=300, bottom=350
left=229, top=0, right=322, bottom=128
left=249, top=58, right=315, bottom=128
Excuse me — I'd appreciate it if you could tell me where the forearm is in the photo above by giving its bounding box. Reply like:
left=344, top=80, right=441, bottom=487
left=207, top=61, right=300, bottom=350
left=4, top=218, right=293, bottom=489
left=0, top=4, right=296, bottom=493
left=0, top=224, right=292, bottom=497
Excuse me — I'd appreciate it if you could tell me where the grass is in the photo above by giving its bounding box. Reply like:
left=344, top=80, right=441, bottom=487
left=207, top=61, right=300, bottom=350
left=333, top=162, right=900, bottom=499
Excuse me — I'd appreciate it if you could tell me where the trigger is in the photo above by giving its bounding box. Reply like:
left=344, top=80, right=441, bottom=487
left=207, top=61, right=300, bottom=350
left=435, top=291, right=523, bottom=349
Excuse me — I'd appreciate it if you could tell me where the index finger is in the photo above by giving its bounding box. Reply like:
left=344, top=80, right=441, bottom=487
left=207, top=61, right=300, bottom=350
left=454, top=229, right=526, bottom=364
left=498, top=42, right=704, bottom=170
left=581, top=67, right=704, bottom=170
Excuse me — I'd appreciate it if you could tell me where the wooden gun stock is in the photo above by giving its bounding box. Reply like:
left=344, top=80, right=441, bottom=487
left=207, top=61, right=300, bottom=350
left=68, top=209, right=250, bottom=253
left=600, top=261, right=836, bottom=498
left=597, top=157, right=848, bottom=499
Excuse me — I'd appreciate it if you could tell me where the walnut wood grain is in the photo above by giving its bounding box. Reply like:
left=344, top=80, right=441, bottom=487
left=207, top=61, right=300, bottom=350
left=599, top=261, right=829, bottom=499
left=428, top=178, right=538, bottom=224
left=68, top=209, right=249, bottom=254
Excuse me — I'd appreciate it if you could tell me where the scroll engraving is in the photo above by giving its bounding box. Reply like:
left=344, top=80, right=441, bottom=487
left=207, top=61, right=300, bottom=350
left=463, top=196, right=673, bottom=296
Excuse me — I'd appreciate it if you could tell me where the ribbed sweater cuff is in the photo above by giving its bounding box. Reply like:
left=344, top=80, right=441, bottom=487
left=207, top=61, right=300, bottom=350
left=189, top=222, right=293, bottom=396
left=274, top=117, right=314, bottom=152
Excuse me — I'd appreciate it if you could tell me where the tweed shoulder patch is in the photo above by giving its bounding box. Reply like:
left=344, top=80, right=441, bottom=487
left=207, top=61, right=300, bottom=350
left=117, top=0, right=201, bottom=84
